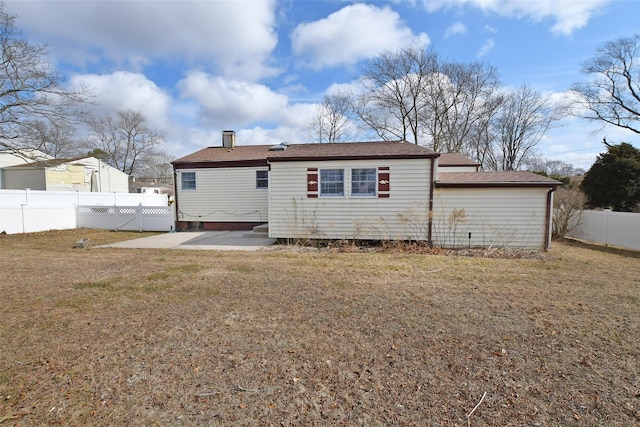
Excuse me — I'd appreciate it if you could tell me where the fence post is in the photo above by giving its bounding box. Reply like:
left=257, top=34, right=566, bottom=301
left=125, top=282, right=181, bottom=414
left=138, top=203, right=143, bottom=232
left=21, top=203, right=26, bottom=233
left=604, top=208, right=611, bottom=246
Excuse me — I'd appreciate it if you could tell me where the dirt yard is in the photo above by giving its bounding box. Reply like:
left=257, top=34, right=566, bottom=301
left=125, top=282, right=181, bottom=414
left=1, top=229, right=639, bottom=426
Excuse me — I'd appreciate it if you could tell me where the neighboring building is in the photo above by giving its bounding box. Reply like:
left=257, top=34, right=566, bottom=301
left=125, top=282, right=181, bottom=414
left=2, top=157, right=129, bottom=193
left=172, top=132, right=561, bottom=250
left=0, top=149, right=53, bottom=188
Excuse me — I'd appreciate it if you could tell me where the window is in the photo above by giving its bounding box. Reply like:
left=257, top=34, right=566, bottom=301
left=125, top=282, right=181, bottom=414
left=181, top=171, right=196, bottom=190
left=320, top=169, right=344, bottom=196
left=256, top=170, right=268, bottom=189
left=351, top=168, right=377, bottom=196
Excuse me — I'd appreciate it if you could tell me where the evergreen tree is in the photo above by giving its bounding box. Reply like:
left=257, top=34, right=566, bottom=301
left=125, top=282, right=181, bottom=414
left=581, top=141, right=640, bottom=212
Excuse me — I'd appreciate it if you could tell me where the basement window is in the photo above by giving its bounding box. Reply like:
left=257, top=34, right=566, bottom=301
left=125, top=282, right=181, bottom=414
left=181, top=172, right=196, bottom=190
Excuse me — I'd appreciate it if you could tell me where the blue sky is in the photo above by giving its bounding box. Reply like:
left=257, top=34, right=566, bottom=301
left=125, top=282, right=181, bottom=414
left=6, top=0, right=640, bottom=170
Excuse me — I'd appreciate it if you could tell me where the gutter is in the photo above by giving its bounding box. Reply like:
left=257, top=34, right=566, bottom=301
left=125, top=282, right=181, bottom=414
left=544, top=187, right=556, bottom=251
left=173, top=168, right=179, bottom=230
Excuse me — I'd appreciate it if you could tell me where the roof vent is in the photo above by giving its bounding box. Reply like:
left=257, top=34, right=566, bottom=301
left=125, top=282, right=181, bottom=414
left=280, top=141, right=292, bottom=146
left=269, top=144, right=286, bottom=151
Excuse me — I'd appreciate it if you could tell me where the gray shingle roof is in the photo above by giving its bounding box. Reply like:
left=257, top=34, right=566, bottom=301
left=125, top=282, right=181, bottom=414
left=438, top=152, right=479, bottom=166
left=172, top=145, right=273, bottom=164
left=436, top=171, right=561, bottom=187
left=267, top=141, right=438, bottom=161
left=4, top=157, right=91, bottom=169
left=172, top=141, right=439, bottom=164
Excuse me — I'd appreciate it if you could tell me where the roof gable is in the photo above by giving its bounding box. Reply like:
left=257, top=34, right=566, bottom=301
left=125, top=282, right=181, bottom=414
left=438, top=152, right=479, bottom=167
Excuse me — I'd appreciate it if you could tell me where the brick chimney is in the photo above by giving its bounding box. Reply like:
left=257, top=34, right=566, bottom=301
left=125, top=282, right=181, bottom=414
left=222, top=130, right=236, bottom=148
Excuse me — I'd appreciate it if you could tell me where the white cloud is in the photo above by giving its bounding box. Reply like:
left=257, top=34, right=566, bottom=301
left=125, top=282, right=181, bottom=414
left=237, top=126, right=307, bottom=146
left=177, top=71, right=290, bottom=129
left=444, top=21, right=467, bottom=38
left=422, top=0, right=609, bottom=35
left=477, top=38, right=495, bottom=57
left=538, top=104, right=639, bottom=170
left=6, top=1, right=279, bottom=81
left=71, top=71, right=171, bottom=127
left=325, top=81, right=366, bottom=97
left=483, top=24, right=498, bottom=34
left=291, top=4, right=430, bottom=69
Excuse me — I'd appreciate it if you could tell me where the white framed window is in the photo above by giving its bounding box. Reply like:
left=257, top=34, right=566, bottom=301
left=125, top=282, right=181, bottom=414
left=256, top=170, right=268, bottom=189
left=181, top=171, right=196, bottom=190
left=320, top=169, right=344, bottom=197
left=351, top=168, right=377, bottom=197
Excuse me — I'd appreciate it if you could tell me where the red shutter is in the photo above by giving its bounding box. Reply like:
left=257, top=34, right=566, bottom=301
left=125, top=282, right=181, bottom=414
left=307, top=168, right=318, bottom=198
left=378, top=166, right=390, bottom=198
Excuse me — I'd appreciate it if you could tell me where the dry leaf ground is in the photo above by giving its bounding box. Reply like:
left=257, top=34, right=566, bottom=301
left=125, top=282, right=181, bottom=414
left=0, top=229, right=639, bottom=426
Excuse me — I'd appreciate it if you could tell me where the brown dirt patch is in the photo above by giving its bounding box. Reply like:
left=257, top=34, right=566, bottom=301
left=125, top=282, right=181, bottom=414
left=1, top=229, right=639, bottom=426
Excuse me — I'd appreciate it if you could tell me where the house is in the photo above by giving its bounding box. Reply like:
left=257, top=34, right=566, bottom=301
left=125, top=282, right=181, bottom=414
left=172, top=132, right=271, bottom=230
left=2, top=157, right=129, bottom=193
left=0, top=149, right=53, bottom=188
left=172, top=132, right=561, bottom=250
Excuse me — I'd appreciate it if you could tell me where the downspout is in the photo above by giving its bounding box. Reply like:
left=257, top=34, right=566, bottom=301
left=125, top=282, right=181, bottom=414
left=173, top=168, right=179, bottom=231
left=428, top=158, right=435, bottom=246
left=544, top=187, right=556, bottom=251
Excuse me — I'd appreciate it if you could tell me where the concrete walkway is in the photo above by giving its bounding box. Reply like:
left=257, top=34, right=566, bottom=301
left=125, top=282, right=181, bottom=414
left=96, top=231, right=277, bottom=251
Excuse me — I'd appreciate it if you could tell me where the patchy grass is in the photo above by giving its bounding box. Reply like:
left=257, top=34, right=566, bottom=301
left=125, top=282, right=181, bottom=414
left=0, top=229, right=638, bottom=426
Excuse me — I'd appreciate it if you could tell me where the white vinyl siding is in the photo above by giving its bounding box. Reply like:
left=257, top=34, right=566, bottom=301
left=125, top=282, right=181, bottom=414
left=437, top=165, right=478, bottom=173
left=432, top=187, right=550, bottom=250
left=268, top=158, right=432, bottom=240
left=177, top=167, right=268, bottom=223
left=2, top=169, right=47, bottom=190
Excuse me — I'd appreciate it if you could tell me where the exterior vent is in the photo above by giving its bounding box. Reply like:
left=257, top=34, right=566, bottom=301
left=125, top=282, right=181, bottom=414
left=269, top=144, right=286, bottom=151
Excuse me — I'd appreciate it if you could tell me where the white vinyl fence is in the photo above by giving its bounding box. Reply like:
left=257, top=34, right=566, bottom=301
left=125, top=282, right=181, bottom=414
left=568, top=210, right=640, bottom=251
left=77, top=205, right=175, bottom=232
left=0, top=189, right=173, bottom=234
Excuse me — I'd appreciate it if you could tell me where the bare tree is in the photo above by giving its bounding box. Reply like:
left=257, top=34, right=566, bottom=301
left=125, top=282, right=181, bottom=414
left=571, top=34, right=640, bottom=134
left=353, top=44, right=502, bottom=161
left=422, top=61, right=502, bottom=154
left=85, top=109, right=165, bottom=176
left=552, top=187, right=586, bottom=239
left=355, top=44, right=437, bottom=144
left=525, top=155, right=585, bottom=176
left=490, top=85, right=559, bottom=170
left=22, top=120, right=81, bottom=158
left=308, top=94, right=359, bottom=143
left=0, top=4, right=86, bottom=153
left=139, top=150, right=174, bottom=184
